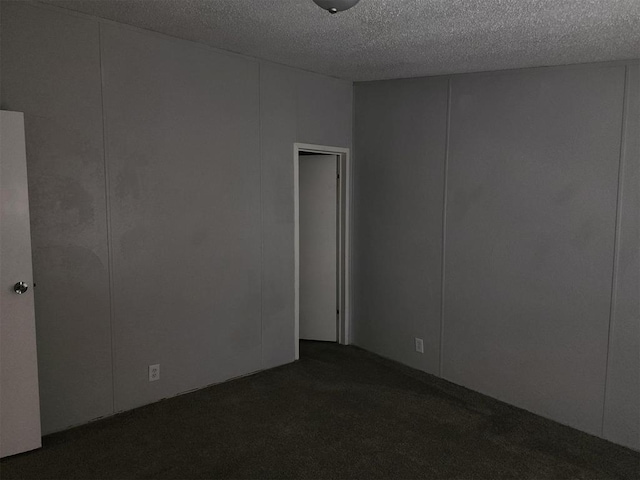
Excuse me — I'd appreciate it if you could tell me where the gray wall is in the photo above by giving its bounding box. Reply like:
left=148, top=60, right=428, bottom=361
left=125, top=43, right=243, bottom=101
left=443, top=66, right=623, bottom=437
left=602, top=63, right=640, bottom=449
left=1, top=3, right=113, bottom=432
left=1, top=2, right=352, bottom=433
left=354, top=62, right=639, bottom=450
left=352, top=77, right=448, bottom=373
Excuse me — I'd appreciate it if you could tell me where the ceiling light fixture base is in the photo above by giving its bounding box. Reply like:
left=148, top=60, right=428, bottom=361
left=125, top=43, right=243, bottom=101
left=312, top=0, right=361, bottom=14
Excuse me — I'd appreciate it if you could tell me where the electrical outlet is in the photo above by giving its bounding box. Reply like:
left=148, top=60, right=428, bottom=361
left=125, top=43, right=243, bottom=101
left=415, top=337, right=424, bottom=354
left=149, top=364, right=160, bottom=382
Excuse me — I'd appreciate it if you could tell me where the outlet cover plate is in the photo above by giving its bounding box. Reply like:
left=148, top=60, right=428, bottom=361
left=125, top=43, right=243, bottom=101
left=149, top=364, right=160, bottom=382
left=415, top=338, right=424, bottom=354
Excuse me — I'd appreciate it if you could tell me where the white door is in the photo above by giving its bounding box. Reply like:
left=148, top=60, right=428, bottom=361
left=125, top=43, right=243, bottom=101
left=0, top=111, right=42, bottom=458
left=299, top=154, right=338, bottom=342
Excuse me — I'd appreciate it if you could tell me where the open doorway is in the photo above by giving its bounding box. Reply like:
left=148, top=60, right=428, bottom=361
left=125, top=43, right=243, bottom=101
left=294, top=143, right=351, bottom=360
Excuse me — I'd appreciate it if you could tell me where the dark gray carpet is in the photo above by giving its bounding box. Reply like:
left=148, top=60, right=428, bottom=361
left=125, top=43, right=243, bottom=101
left=2, top=341, right=638, bottom=479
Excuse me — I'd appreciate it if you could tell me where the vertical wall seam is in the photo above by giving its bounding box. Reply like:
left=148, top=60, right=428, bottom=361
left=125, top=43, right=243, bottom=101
left=258, top=63, right=264, bottom=368
left=439, top=78, right=452, bottom=378
left=98, top=23, right=117, bottom=414
left=294, top=75, right=300, bottom=361
left=601, top=65, right=630, bottom=437
left=349, top=83, right=356, bottom=345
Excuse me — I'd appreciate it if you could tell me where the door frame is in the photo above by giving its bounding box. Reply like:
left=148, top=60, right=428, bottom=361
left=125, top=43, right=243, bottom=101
left=294, top=143, right=351, bottom=359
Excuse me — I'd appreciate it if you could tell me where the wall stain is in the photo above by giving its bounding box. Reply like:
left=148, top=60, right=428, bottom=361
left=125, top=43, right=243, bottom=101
left=29, top=175, right=95, bottom=235
left=191, top=228, right=209, bottom=248
left=119, top=226, right=147, bottom=259
left=553, top=183, right=578, bottom=206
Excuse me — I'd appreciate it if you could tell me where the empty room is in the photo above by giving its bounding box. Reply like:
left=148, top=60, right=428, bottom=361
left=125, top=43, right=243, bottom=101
left=0, top=0, right=638, bottom=478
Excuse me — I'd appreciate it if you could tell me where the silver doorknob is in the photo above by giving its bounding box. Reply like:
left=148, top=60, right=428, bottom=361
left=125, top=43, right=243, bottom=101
left=14, top=282, right=28, bottom=295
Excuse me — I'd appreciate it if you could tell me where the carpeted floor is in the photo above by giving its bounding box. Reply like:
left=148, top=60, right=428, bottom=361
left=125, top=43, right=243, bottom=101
left=2, top=341, right=638, bottom=479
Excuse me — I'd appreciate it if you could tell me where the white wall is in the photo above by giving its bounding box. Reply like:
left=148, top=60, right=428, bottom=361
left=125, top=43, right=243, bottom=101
left=0, top=1, right=352, bottom=433
left=353, top=61, right=639, bottom=450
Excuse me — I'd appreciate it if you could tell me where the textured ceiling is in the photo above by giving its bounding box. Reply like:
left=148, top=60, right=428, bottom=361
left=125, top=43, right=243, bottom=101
left=39, top=0, right=640, bottom=81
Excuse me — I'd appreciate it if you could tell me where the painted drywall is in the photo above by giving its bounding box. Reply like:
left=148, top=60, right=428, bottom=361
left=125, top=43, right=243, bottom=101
left=100, top=23, right=263, bottom=413
left=443, top=65, right=624, bottom=437
left=353, top=61, right=639, bottom=449
left=602, top=63, right=640, bottom=450
left=352, top=77, right=448, bottom=374
left=297, top=70, right=353, bottom=148
left=259, top=63, right=298, bottom=370
left=0, top=1, right=352, bottom=433
left=0, top=2, right=113, bottom=433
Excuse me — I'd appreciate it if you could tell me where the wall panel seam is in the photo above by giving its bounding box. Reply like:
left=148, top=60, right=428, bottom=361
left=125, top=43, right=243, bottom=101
left=98, top=22, right=117, bottom=414
left=601, top=64, right=630, bottom=436
left=439, top=78, right=452, bottom=377
left=349, top=85, right=356, bottom=344
left=258, top=64, right=264, bottom=367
